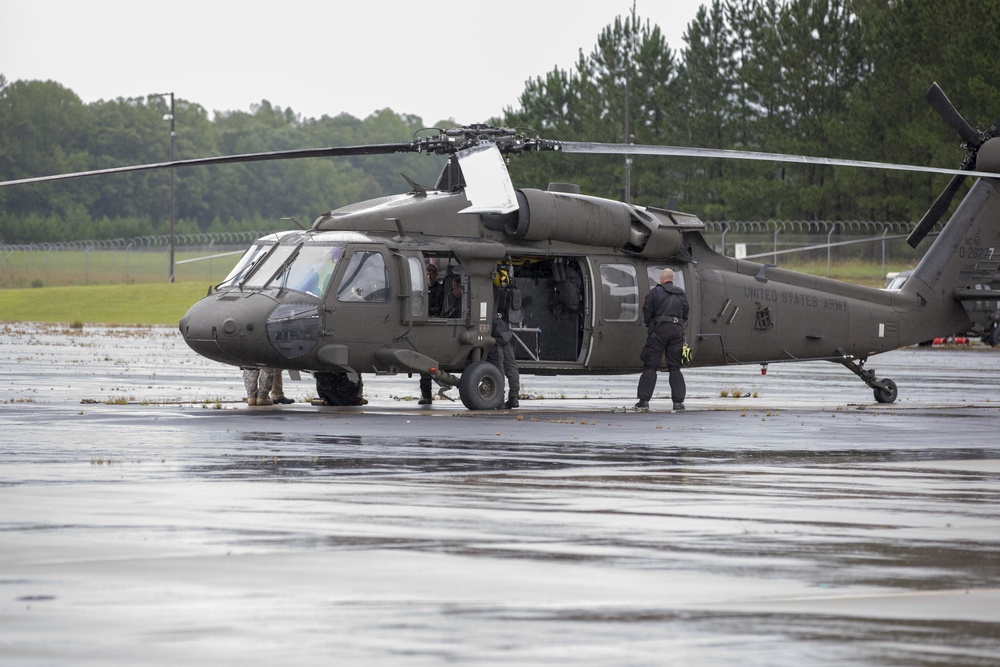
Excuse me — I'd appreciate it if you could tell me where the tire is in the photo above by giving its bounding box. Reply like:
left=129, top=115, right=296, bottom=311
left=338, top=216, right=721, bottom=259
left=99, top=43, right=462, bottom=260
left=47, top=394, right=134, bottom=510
left=986, top=323, right=1000, bottom=347
left=458, top=361, right=504, bottom=410
left=873, top=378, right=898, bottom=404
left=315, top=371, right=364, bottom=405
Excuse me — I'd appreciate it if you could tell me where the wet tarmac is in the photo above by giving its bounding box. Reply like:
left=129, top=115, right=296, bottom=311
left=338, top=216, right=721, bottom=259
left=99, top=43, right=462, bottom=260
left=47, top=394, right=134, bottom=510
left=2, top=322, right=1000, bottom=666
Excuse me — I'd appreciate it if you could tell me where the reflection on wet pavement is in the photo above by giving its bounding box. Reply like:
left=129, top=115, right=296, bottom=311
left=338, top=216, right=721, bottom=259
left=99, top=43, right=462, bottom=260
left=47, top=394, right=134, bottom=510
left=2, top=323, right=1000, bottom=665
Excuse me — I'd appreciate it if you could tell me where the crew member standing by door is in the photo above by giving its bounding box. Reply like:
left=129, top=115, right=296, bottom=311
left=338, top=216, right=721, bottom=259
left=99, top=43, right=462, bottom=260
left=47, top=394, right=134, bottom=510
left=635, top=268, right=688, bottom=411
left=491, top=267, right=521, bottom=409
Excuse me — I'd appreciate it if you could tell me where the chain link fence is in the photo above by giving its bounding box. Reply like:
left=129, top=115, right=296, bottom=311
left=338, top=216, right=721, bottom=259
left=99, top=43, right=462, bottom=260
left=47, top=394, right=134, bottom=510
left=1, top=222, right=924, bottom=289
left=704, top=220, right=924, bottom=279
left=1, top=232, right=266, bottom=289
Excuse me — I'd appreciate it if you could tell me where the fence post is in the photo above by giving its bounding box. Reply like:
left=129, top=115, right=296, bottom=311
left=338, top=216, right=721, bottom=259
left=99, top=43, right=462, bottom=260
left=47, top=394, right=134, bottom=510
left=85, top=243, right=93, bottom=285
left=827, top=223, right=841, bottom=277
left=772, top=222, right=781, bottom=265
left=881, top=226, right=890, bottom=279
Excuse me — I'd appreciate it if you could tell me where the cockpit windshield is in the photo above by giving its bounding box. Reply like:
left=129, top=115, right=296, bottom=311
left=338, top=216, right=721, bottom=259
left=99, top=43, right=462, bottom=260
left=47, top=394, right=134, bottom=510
left=242, top=245, right=297, bottom=289
left=273, top=245, right=345, bottom=297
left=240, top=243, right=345, bottom=297
left=217, top=233, right=289, bottom=289
left=232, top=231, right=368, bottom=296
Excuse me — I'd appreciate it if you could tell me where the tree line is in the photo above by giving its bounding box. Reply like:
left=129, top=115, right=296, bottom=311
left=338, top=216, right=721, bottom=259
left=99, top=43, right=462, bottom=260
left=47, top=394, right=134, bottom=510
left=505, top=0, right=1000, bottom=221
left=2, top=0, right=999, bottom=245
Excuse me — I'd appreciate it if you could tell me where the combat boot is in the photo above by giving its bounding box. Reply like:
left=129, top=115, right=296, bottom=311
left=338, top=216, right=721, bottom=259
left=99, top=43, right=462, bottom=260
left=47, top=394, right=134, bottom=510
left=504, top=392, right=519, bottom=409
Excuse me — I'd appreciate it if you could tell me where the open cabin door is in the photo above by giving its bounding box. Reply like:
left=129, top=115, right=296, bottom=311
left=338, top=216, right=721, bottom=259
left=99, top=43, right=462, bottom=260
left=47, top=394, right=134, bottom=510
left=505, top=256, right=590, bottom=369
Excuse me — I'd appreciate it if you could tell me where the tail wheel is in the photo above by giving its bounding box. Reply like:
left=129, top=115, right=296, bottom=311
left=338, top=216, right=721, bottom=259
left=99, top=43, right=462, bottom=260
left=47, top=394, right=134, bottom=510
left=985, top=323, right=999, bottom=347
left=874, top=378, right=898, bottom=404
left=458, top=361, right=504, bottom=410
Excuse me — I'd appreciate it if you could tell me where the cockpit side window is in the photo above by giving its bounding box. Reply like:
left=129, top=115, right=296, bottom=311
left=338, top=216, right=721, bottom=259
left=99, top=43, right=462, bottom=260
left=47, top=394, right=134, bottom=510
left=336, top=251, right=390, bottom=302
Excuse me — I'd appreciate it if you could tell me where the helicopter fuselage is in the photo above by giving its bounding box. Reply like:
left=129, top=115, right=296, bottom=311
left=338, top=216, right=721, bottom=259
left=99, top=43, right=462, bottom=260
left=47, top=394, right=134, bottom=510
left=179, top=183, right=981, bottom=408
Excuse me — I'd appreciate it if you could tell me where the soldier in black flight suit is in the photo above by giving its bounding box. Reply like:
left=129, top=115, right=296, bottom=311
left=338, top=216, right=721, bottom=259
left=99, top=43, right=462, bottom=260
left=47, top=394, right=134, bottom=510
left=635, top=268, right=689, bottom=411
left=490, top=267, right=521, bottom=409
left=419, top=262, right=445, bottom=405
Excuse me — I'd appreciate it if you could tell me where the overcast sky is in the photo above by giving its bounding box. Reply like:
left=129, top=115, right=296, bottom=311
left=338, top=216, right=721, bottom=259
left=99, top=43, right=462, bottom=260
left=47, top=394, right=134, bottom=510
left=1, top=0, right=706, bottom=125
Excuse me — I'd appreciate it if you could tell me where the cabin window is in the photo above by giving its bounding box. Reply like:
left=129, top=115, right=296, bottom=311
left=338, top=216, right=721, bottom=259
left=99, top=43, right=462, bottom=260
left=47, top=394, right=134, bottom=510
left=439, top=269, right=466, bottom=319
left=599, top=263, right=639, bottom=322
left=407, top=257, right=425, bottom=317
left=646, top=265, right=685, bottom=291
left=337, top=251, right=390, bottom=302
left=426, top=256, right=466, bottom=319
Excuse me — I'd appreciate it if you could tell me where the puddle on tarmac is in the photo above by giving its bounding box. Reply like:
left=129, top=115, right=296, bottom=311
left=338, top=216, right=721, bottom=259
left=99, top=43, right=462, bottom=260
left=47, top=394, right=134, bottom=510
left=4, top=324, right=1000, bottom=665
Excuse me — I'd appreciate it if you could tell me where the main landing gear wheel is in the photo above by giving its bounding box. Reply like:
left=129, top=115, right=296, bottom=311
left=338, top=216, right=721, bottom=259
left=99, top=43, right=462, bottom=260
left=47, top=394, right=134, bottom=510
left=873, top=378, right=898, bottom=404
left=458, top=361, right=504, bottom=410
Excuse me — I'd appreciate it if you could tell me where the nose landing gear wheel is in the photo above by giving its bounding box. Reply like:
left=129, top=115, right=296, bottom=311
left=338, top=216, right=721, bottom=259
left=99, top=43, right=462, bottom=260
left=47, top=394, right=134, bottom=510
left=458, top=361, right=504, bottom=410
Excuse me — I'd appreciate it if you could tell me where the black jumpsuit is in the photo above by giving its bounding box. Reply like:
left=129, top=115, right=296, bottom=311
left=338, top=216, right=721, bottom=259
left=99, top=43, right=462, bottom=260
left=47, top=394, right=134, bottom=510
left=636, top=281, right=689, bottom=405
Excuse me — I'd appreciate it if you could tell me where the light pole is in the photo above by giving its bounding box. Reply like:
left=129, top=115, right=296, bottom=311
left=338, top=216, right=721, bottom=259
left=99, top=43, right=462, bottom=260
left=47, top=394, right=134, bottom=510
left=613, top=67, right=633, bottom=204
left=153, top=92, right=176, bottom=282
left=623, top=66, right=632, bottom=205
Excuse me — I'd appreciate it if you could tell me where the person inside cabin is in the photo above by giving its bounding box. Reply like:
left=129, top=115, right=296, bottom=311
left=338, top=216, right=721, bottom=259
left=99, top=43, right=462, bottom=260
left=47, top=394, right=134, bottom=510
left=294, top=246, right=342, bottom=298
left=440, top=274, right=464, bottom=318
left=426, top=262, right=444, bottom=317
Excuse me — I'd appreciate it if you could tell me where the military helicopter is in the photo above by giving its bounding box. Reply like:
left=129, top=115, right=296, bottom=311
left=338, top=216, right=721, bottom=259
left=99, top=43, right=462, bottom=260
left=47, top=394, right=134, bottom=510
left=3, top=83, right=999, bottom=410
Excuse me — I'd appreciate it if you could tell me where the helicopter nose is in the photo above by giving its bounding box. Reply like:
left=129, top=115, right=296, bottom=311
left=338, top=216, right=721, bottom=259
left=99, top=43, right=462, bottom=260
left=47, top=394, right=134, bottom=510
left=179, top=291, right=280, bottom=366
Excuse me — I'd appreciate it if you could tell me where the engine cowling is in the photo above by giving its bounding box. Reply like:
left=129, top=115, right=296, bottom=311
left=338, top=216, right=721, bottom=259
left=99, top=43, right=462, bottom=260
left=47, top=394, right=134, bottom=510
left=500, top=188, right=699, bottom=259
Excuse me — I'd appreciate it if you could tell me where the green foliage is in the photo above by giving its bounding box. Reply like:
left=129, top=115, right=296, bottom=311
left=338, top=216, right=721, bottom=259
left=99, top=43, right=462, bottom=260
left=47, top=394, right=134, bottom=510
left=0, top=88, right=445, bottom=243
left=507, top=0, right=1000, bottom=223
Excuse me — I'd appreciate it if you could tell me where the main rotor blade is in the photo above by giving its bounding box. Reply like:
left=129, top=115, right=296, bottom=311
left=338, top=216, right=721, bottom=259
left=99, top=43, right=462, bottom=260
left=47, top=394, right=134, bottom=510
left=0, top=142, right=418, bottom=188
left=906, top=173, right=967, bottom=248
left=925, top=82, right=980, bottom=146
left=456, top=143, right=519, bottom=214
left=556, top=141, right=1000, bottom=180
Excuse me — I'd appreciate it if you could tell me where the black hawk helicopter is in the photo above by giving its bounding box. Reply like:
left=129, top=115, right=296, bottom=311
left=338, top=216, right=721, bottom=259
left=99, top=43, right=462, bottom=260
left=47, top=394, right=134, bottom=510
left=3, top=83, right=999, bottom=410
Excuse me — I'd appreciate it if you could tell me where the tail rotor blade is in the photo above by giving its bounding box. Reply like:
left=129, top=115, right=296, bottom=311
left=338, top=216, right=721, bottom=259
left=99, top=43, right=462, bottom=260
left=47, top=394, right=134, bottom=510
left=926, top=82, right=980, bottom=146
